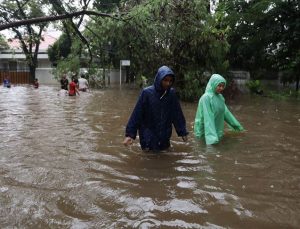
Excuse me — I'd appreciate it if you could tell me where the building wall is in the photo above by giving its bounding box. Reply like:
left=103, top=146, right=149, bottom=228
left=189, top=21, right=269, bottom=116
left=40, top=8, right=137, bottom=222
left=229, top=70, right=250, bottom=93
left=106, top=69, right=126, bottom=85
left=35, top=68, right=59, bottom=85
left=38, top=59, right=53, bottom=68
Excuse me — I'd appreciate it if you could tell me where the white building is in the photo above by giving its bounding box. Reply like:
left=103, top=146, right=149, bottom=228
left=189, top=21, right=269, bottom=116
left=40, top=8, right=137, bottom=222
left=0, top=33, right=59, bottom=85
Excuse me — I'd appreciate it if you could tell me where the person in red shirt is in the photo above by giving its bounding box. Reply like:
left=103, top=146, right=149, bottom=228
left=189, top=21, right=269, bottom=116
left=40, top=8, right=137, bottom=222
left=69, top=77, right=80, bottom=96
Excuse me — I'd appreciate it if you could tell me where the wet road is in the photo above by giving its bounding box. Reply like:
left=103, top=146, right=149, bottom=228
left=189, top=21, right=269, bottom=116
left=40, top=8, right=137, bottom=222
left=0, top=85, right=299, bottom=228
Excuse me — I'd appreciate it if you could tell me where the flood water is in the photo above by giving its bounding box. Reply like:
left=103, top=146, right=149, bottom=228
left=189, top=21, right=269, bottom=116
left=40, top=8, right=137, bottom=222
left=0, top=85, right=299, bottom=228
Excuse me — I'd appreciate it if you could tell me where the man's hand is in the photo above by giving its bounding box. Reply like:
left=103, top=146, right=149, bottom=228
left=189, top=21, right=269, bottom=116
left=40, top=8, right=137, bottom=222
left=123, top=137, right=133, bottom=146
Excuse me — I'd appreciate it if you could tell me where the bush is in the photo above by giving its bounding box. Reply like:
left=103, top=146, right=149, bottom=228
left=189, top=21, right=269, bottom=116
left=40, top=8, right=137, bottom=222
left=246, top=79, right=263, bottom=94
left=178, top=70, right=208, bottom=102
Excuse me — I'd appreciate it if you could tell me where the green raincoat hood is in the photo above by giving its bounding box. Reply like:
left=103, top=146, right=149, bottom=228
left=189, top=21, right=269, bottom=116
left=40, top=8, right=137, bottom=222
left=205, top=74, right=226, bottom=94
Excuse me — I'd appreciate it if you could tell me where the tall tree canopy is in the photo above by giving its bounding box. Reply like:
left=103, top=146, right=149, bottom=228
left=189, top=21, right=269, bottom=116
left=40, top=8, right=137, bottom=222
left=85, top=0, right=229, bottom=100
left=217, top=0, right=300, bottom=90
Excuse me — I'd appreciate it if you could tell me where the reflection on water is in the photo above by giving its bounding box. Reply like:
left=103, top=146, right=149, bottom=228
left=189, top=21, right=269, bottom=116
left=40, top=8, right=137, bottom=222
left=0, top=85, right=299, bottom=228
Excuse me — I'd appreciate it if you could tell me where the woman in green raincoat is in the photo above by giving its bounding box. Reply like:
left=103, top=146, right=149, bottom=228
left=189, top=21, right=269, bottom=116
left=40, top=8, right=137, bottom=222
left=194, top=74, right=244, bottom=145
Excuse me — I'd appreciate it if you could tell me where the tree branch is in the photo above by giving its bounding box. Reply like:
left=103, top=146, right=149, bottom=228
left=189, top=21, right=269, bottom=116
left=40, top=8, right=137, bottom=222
left=0, top=10, right=115, bottom=31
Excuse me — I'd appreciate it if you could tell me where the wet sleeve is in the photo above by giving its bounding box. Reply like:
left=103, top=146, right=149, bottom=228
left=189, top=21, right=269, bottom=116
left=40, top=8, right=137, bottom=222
left=224, top=105, right=244, bottom=131
left=194, top=100, right=202, bottom=139
left=202, top=97, right=219, bottom=145
left=125, top=91, right=145, bottom=139
left=172, top=95, right=188, bottom=137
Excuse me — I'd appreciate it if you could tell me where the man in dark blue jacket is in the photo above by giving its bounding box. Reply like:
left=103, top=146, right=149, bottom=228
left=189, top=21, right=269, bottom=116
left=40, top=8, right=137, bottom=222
left=123, top=65, right=188, bottom=151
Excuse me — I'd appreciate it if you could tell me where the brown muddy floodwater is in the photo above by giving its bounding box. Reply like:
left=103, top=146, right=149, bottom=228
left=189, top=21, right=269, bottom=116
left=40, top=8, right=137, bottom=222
left=0, top=85, right=299, bottom=228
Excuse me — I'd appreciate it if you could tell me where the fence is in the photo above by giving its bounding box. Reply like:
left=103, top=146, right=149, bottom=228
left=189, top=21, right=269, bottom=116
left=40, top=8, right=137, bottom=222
left=0, top=68, right=127, bottom=86
left=0, top=71, right=30, bottom=84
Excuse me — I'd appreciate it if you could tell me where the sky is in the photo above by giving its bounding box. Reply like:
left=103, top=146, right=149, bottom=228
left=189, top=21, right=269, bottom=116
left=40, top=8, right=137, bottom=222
left=0, top=0, right=86, bottom=39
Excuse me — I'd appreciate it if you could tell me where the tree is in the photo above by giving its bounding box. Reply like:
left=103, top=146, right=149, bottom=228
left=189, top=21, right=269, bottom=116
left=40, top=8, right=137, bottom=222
left=47, top=33, right=72, bottom=65
left=1, top=0, right=230, bottom=99
left=85, top=0, right=229, bottom=100
left=0, top=34, right=9, bottom=50
left=93, top=0, right=123, bottom=13
left=0, top=10, right=113, bottom=31
left=0, top=0, right=115, bottom=82
left=0, top=0, right=49, bottom=82
left=217, top=0, right=300, bottom=91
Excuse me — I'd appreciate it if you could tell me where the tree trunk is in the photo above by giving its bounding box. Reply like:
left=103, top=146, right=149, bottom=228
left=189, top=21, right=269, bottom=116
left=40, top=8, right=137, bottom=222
left=103, top=67, right=106, bottom=87
left=29, top=65, right=36, bottom=83
left=108, top=63, right=111, bottom=86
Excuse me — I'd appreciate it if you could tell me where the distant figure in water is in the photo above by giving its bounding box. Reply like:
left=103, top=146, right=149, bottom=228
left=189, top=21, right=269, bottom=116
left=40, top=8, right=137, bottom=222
left=194, top=74, right=244, bottom=145
left=78, top=74, right=89, bottom=92
left=60, top=74, right=69, bottom=90
left=69, top=77, right=80, bottom=96
left=3, top=76, right=11, bottom=88
left=33, top=78, right=39, bottom=89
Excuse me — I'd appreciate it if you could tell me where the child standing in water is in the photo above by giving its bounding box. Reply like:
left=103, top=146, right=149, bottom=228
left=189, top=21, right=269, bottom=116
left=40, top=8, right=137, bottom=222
left=68, top=77, right=80, bottom=96
left=194, top=74, right=244, bottom=145
left=3, top=76, right=11, bottom=88
left=123, top=65, right=188, bottom=151
left=33, top=78, right=39, bottom=88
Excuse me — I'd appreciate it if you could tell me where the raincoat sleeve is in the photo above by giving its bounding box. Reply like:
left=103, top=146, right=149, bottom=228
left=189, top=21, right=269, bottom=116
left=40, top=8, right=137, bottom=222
left=194, top=100, right=203, bottom=139
left=200, top=96, right=219, bottom=144
left=125, top=91, right=145, bottom=139
left=224, top=105, right=244, bottom=131
left=172, top=95, right=188, bottom=137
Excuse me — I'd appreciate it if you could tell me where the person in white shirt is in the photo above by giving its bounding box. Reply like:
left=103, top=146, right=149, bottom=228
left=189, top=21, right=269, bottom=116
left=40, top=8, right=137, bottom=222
left=78, top=74, right=89, bottom=92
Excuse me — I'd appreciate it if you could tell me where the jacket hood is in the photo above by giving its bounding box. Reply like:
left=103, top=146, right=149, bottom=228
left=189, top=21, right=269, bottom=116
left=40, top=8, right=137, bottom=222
left=154, top=66, right=175, bottom=91
left=205, top=74, right=226, bottom=94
